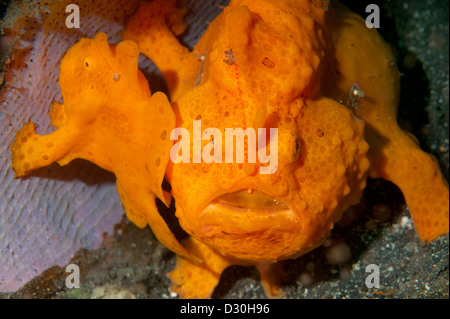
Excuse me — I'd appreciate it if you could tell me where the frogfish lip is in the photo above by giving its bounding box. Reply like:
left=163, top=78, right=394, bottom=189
left=189, top=189, right=301, bottom=262
left=198, top=189, right=295, bottom=234
left=210, top=189, right=290, bottom=213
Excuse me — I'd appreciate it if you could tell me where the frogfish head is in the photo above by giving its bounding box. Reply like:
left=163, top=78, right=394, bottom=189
left=59, top=33, right=150, bottom=121
left=167, top=96, right=370, bottom=263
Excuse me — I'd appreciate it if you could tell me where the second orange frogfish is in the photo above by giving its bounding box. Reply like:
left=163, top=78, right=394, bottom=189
left=10, top=32, right=199, bottom=263
left=11, top=0, right=449, bottom=298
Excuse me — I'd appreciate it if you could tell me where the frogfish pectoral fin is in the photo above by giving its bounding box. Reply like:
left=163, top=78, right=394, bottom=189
left=168, top=237, right=233, bottom=298
left=368, top=126, right=449, bottom=241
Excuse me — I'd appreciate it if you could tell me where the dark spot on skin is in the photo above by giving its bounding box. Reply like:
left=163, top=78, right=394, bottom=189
left=316, top=128, right=324, bottom=137
left=223, top=48, right=235, bottom=65
left=262, top=57, right=275, bottom=68
left=294, top=138, right=300, bottom=158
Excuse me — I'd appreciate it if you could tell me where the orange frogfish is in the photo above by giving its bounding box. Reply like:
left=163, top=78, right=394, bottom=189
left=123, top=0, right=449, bottom=297
left=10, top=32, right=199, bottom=262
left=11, top=0, right=449, bottom=299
